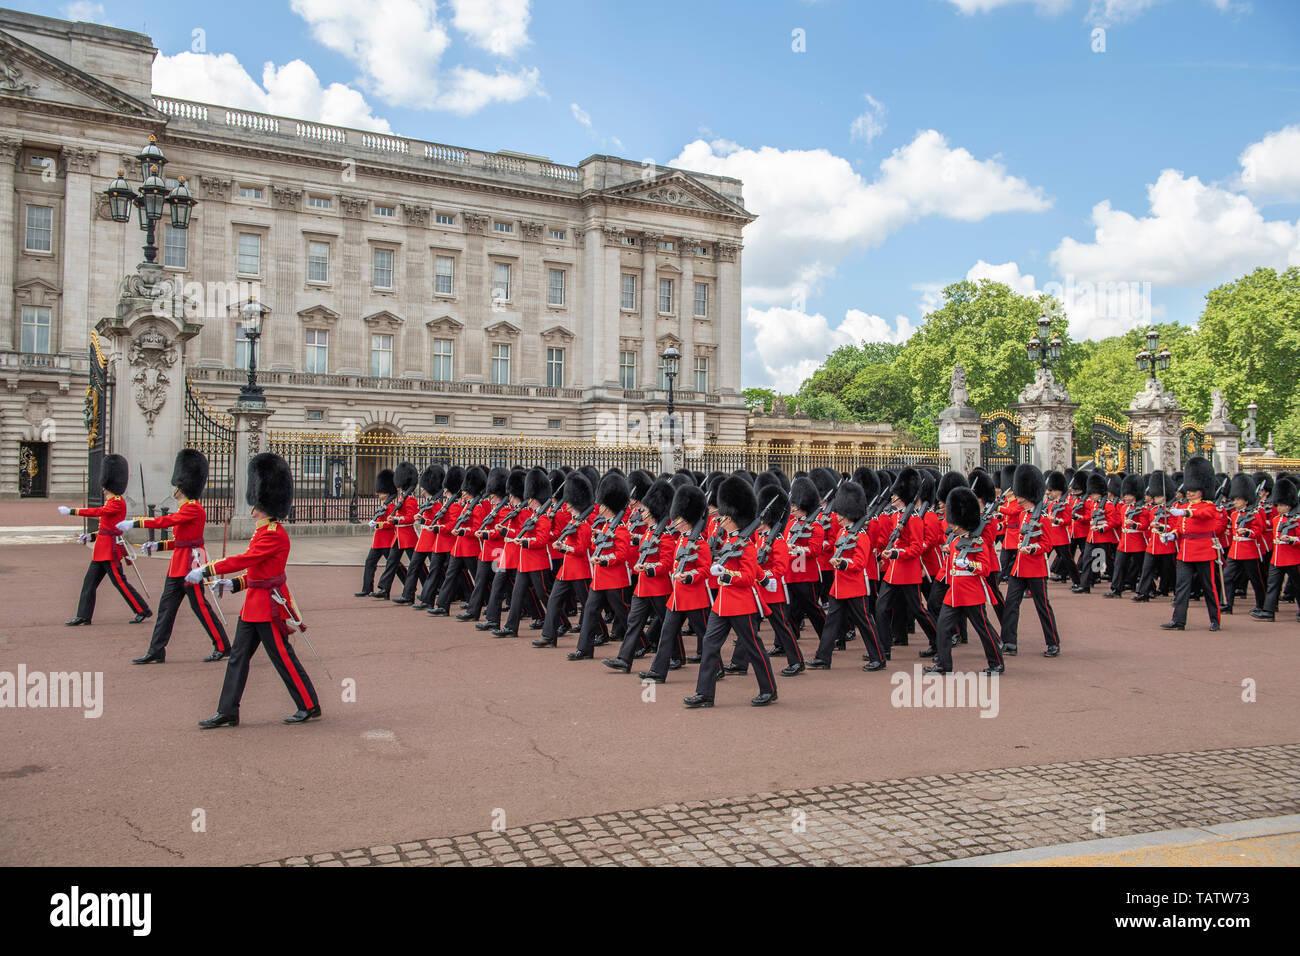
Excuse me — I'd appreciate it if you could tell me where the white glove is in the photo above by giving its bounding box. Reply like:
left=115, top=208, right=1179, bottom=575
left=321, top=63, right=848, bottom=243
left=764, top=578, right=779, bottom=593
left=141, top=540, right=160, bottom=555
left=76, top=532, right=92, bottom=545
left=955, top=556, right=970, bottom=569
left=1160, top=532, right=1176, bottom=543
left=58, top=505, right=72, bottom=515
left=115, top=519, right=134, bottom=534
left=710, top=563, right=725, bottom=577
left=184, top=567, right=205, bottom=584
left=212, top=578, right=235, bottom=597
left=368, top=519, right=378, bottom=528
left=1169, top=507, right=1188, bottom=517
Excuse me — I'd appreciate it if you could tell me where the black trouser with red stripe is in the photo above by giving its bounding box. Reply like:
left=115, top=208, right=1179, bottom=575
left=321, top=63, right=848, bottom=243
left=1107, top=549, right=1142, bottom=595
left=504, top=569, right=549, bottom=632
left=76, top=558, right=149, bottom=621
left=376, top=544, right=412, bottom=597
left=818, top=592, right=885, bottom=665
left=482, top=568, right=515, bottom=625
left=435, top=555, right=478, bottom=609
left=696, top=611, right=773, bottom=698
left=542, top=577, right=591, bottom=641
left=145, top=575, right=229, bottom=657
left=998, top=545, right=1015, bottom=583
left=1222, top=557, right=1267, bottom=611
left=784, top=581, right=825, bottom=645
left=935, top=603, right=1003, bottom=671
left=418, top=552, right=451, bottom=605
left=1137, top=551, right=1175, bottom=597
left=1001, top=576, right=1060, bottom=649
left=217, top=618, right=318, bottom=716
left=647, top=607, right=707, bottom=676
left=462, top=556, right=498, bottom=617
left=926, top=579, right=967, bottom=646
left=577, top=586, right=629, bottom=654
left=875, top=581, right=936, bottom=655
left=731, top=601, right=803, bottom=669
left=1051, top=543, right=1081, bottom=585
left=1262, top=563, right=1300, bottom=615
left=613, top=593, right=669, bottom=664
left=1171, top=559, right=1222, bottom=627
left=401, top=550, right=435, bottom=603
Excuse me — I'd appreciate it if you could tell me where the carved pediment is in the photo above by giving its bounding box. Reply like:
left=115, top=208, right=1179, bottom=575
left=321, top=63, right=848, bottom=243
left=0, top=32, right=159, bottom=119
left=655, top=333, right=681, bottom=351
left=298, top=304, right=341, bottom=328
left=484, top=320, right=521, bottom=338
left=540, top=324, right=575, bottom=344
left=14, top=277, right=61, bottom=306
left=362, top=310, right=404, bottom=332
left=598, top=170, right=754, bottom=221
left=425, top=315, right=464, bottom=335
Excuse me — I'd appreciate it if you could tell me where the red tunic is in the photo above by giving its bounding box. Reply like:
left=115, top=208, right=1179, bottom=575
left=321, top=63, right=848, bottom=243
left=450, top=499, right=487, bottom=558
left=414, top=498, right=443, bottom=553
left=877, top=510, right=926, bottom=586
left=589, top=522, right=634, bottom=591
left=756, top=533, right=790, bottom=604
left=711, top=535, right=761, bottom=616
left=668, top=535, right=711, bottom=612
left=1225, top=507, right=1266, bottom=561
left=137, top=499, right=208, bottom=577
left=209, top=519, right=292, bottom=623
left=783, top=516, right=823, bottom=583
left=433, top=500, right=460, bottom=554
left=828, top=525, right=872, bottom=599
left=392, top=494, right=419, bottom=549
left=1009, top=509, right=1049, bottom=578
left=1270, top=513, right=1299, bottom=567
left=72, top=494, right=127, bottom=561
left=552, top=512, right=594, bottom=581
left=1172, top=501, right=1221, bottom=562
left=634, top=529, right=677, bottom=598
left=515, top=512, right=553, bottom=573
left=1117, top=502, right=1148, bottom=553
left=943, top=535, right=992, bottom=606
left=371, top=500, right=396, bottom=549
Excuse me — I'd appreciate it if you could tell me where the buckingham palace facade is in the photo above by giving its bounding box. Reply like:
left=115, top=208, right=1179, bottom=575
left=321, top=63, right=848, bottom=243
left=0, top=8, right=752, bottom=498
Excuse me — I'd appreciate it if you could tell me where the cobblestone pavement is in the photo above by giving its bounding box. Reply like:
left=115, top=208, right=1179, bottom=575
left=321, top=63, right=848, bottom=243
left=260, top=743, right=1300, bottom=867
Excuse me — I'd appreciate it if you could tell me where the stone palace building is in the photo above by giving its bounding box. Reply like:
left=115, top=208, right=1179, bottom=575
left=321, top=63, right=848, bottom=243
left=0, top=8, right=752, bottom=498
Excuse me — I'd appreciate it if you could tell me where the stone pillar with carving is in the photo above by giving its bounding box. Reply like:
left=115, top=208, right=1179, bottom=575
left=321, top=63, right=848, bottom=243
left=935, top=365, right=982, bottom=475
left=1123, top=378, right=1182, bottom=473
left=1012, top=367, right=1079, bottom=473
left=1203, top=389, right=1240, bottom=476
left=228, top=401, right=275, bottom=539
left=60, top=146, right=98, bottom=357
left=0, top=136, right=21, bottom=343
left=96, top=263, right=202, bottom=516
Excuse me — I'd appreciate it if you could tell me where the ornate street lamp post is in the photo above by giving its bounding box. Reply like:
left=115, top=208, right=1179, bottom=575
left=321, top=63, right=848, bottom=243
left=103, top=134, right=197, bottom=263
left=1135, top=326, right=1170, bottom=383
left=1025, top=310, right=1063, bottom=370
left=238, top=299, right=270, bottom=407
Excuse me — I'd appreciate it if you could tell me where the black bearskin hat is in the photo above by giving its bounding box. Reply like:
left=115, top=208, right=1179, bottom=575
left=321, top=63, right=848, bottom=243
left=937, top=471, right=968, bottom=503
left=486, top=467, right=508, bottom=498
left=1182, top=456, right=1214, bottom=496
left=420, top=464, right=445, bottom=496
left=1214, top=473, right=1231, bottom=501
left=442, top=466, right=464, bottom=496
left=1106, top=474, right=1123, bottom=498
left=506, top=468, right=526, bottom=500
left=831, top=481, right=866, bottom=523
left=1086, top=472, right=1108, bottom=497
left=691, top=471, right=705, bottom=486
left=562, top=473, right=593, bottom=511
left=891, top=467, right=920, bottom=505
left=642, top=478, right=674, bottom=523
left=375, top=468, right=397, bottom=497
left=758, top=485, right=789, bottom=530
left=394, top=461, right=418, bottom=492
left=1121, top=474, right=1145, bottom=499
left=809, top=467, right=836, bottom=497
left=674, top=468, right=696, bottom=486
left=717, top=475, right=758, bottom=528
left=100, top=454, right=129, bottom=495
left=247, top=452, right=292, bottom=520
left=1228, top=473, right=1256, bottom=503
left=1270, top=476, right=1298, bottom=510
left=628, top=469, right=654, bottom=502
left=852, top=467, right=874, bottom=490
left=524, top=467, right=550, bottom=503
left=754, top=471, right=783, bottom=496
left=945, top=487, right=980, bottom=533
left=1068, top=470, right=1087, bottom=494
left=918, top=472, right=937, bottom=507
left=670, top=484, right=707, bottom=526
left=579, top=465, right=601, bottom=490
left=1013, top=464, right=1045, bottom=506
left=171, top=448, right=208, bottom=499
left=549, top=469, right=566, bottom=496
left=599, top=472, right=630, bottom=515
left=970, top=469, right=997, bottom=503
left=789, top=476, right=820, bottom=515
left=1045, top=470, right=1067, bottom=494
left=606, top=466, right=625, bottom=477
left=770, top=467, right=791, bottom=493
left=462, top=465, right=487, bottom=497
left=1254, top=472, right=1274, bottom=496
left=998, top=464, right=1017, bottom=493
left=856, top=467, right=880, bottom=503
left=669, top=472, right=694, bottom=489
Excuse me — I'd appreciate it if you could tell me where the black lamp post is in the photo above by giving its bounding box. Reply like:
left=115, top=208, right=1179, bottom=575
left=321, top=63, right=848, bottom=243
left=1135, top=326, right=1170, bottom=383
left=661, top=345, right=681, bottom=445
left=238, top=299, right=269, bottom=407
left=104, top=134, right=197, bottom=263
left=1025, top=310, right=1063, bottom=370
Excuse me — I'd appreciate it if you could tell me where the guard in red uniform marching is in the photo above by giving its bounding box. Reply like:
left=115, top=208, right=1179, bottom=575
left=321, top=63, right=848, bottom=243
left=398, top=464, right=445, bottom=606
left=999, top=464, right=1061, bottom=658
left=497, top=468, right=554, bottom=637
left=1161, top=456, right=1223, bottom=632
left=192, top=453, right=320, bottom=727
left=60, top=453, right=151, bottom=626
left=782, top=476, right=826, bottom=645
left=925, top=486, right=1005, bottom=675
left=873, top=467, right=939, bottom=656
left=1044, top=470, right=1080, bottom=586
left=120, top=449, right=230, bottom=664
left=1136, top=471, right=1177, bottom=601
left=570, top=472, right=634, bottom=660
left=1075, top=471, right=1117, bottom=593
left=432, top=466, right=489, bottom=614
left=639, top=483, right=712, bottom=683
left=416, top=466, right=462, bottom=608
left=1105, top=474, right=1148, bottom=597
left=535, top=472, right=597, bottom=648
left=1253, top=477, right=1299, bottom=623
left=603, top=478, right=676, bottom=670
left=375, top=461, right=419, bottom=600
left=458, top=467, right=509, bottom=622
left=810, top=479, right=888, bottom=671
left=1220, top=473, right=1267, bottom=616
left=356, top=468, right=399, bottom=597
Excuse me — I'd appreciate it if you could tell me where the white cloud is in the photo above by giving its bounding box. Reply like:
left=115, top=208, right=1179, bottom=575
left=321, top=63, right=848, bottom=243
left=1085, top=0, right=1164, bottom=26
left=61, top=2, right=109, bottom=23
left=849, top=94, right=886, bottom=146
left=966, top=259, right=1039, bottom=295
left=152, top=52, right=393, bottom=131
left=945, top=0, right=1072, bottom=13
left=570, top=102, right=624, bottom=154
left=1236, top=125, right=1300, bottom=202
left=450, top=0, right=532, bottom=56
left=570, top=103, right=592, bottom=130
left=289, top=0, right=541, bottom=112
left=747, top=306, right=916, bottom=392
left=672, top=130, right=1050, bottom=309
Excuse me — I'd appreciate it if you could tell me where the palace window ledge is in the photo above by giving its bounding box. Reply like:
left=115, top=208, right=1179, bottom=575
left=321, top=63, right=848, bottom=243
left=2, top=350, right=85, bottom=373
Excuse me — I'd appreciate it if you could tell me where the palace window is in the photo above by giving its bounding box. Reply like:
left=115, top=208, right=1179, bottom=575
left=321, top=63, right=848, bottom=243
left=238, top=185, right=263, bottom=200
left=658, top=354, right=670, bottom=390
left=548, top=418, right=563, bottom=430
left=306, top=409, right=325, bottom=421
left=434, top=255, right=454, bottom=296
left=491, top=344, right=511, bottom=384
left=307, top=196, right=331, bottom=209
left=549, top=229, right=565, bottom=240
left=619, top=351, right=637, bottom=390
left=234, top=325, right=251, bottom=370
left=237, top=233, right=261, bottom=276
left=432, top=338, right=453, bottom=382
left=24, top=205, right=53, bottom=253
left=374, top=203, right=395, bottom=218
left=621, top=236, right=637, bottom=246
left=435, top=414, right=450, bottom=426
left=163, top=224, right=187, bottom=269
left=492, top=416, right=507, bottom=428
left=371, top=333, right=393, bottom=377
left=307, top=241, right=330, bottom=283
left=547, top=268, right=565, bottom=307
left=305, top=329, right=329, bottom=374
left=435, top=213, right=455, bottom=226
left=21, top=306, right=51, bottom=354
left=493, top=221, right=513, bottom=233
left=492, top=262, right=511, bottom=302
left=620, top=274, right=637, bottom=310
left=373, top=248, right=394, bottom=290
left=694, top=356, right=709, bottom=393
left=658, top=278, right=674, bottom=315
left=546, top=347, right=565, bottom=388
left=658, top=240, right=674, bottom=252
left=694, top=282, right=708, bottom=317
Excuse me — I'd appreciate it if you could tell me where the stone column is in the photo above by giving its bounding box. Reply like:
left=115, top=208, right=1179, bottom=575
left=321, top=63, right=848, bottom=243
left=677, top=238, right=696, bottom=395
left=462, top=212, right=489, bottom=379
left=716, top=242, right=741, bottom=394
left=1123, top=377, right=1182, bottom=473
left=227, top=401, right=275, bottom=539
left=0, top=137, right=22, bottom=345
left=1012, top=367, right=1079, bottom=473
left=96, top=262, right=202, bottom=516
left=639, top=231, right=659, bottom=393
left=59, top=148, right=98, bottom=357
left=935, top=365, right=981, bottom=474
left=1203, top=388, right=1240, bottom=475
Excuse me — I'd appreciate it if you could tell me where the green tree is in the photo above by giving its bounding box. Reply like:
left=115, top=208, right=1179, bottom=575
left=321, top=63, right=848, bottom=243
left=742, top=387, right=778, bottom=413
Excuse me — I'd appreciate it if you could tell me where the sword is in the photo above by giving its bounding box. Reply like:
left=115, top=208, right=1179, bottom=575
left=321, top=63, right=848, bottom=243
left=122, top=538, right=152, bottom=602
left=270, top=589, right=331, bottom=680
left=192, top=550, right=228, bottom=630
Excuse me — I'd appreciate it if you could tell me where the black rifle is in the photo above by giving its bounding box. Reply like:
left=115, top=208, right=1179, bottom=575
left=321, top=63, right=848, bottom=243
left=517, top=487, right=563, bottom=541
left=881, top=497, right=918, bottom=558
left=1017, top=497, right=1048, bottom=553
left=712, top=516, right=764, bottom=569
left=450, top=492, right=486, bottom=537
left=554, top=505, right=595, bottom=549
left=589, top=513, right=623, bottom=565
left=474, top=496, right=511, bottom=539
left=674, top=517, right=709, bottom=576
left=636, top=516, right=671, bottom=568
left=830, top=513, right=872, bottom=565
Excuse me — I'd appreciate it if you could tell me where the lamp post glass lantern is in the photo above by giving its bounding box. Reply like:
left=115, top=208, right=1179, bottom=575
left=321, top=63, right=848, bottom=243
left=661, top=345, right=681, bottom=443
left=238, top=301, right=268, bottom=407
left=1135, top=326, right=1169, bottom=382
left=104, top=134, right=198, bottom=264
left=1026, top=311, right=1063, bottom=369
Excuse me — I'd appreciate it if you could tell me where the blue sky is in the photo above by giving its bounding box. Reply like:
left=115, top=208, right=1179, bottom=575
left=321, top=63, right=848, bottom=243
left=27, top=0, right=1300, bottom=390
